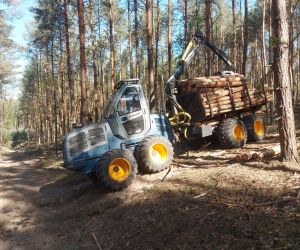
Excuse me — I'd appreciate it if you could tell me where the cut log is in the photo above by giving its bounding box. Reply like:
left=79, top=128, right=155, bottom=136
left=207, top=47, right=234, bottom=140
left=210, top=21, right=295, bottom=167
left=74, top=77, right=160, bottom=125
left=242, top=153, right=253, bottom=161
left=181, top=79, right=188, bottom=87
left=236, top=154, right=243, bottom=161
left=252, top=145, right=281, bottom=159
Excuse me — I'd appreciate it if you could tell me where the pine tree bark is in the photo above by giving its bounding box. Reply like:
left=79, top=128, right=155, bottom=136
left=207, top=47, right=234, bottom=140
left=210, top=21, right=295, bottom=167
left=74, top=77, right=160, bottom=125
left=184, top=0, right=189, bottom=78
left=160, top=34, right=165, bottom=109
left=289, top=0, right=296, bottom=105
left=146, top=0, right=155, bottom=110
left=98, top=6, right=104, bottom=120
left=44, top=37, right=51, bottom=148
left=128, top=0, right=133, bottom=78
left=109, top=0, right=115, bottom=89
left=154, top=0, right=160, bottom=110
left=134, top=0, right=140, bottom=78
left=269, top=0, right=274, bottom=125
left=59, top=27, right=65, bottom=137
left=120, top=36, right=122, bottom=79
left=168, top=0, right=172, bottom=78
left=272, top=0, right=299, bottom=163
left=77, top=0, right=88, bottom=127
left=242, top=0, right=248, bottom=76
left=205, top=0, right=211, bottom=76
left=64, top=0, right=75, bottom=126
left=51, top=38, right=57, bottom=154
left=232, top=0, right=237, bottom=70
left=89, top=0, right=99, bottom=123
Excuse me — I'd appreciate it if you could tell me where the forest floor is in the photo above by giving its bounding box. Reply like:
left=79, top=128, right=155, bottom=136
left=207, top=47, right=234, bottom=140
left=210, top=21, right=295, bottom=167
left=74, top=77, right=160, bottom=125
left=1, top=105, right=300, bottom=250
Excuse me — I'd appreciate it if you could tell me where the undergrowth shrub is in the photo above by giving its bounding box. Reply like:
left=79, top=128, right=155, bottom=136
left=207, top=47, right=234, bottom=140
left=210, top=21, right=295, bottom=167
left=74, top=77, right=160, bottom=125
left=11, top=130, right=28, bottom=141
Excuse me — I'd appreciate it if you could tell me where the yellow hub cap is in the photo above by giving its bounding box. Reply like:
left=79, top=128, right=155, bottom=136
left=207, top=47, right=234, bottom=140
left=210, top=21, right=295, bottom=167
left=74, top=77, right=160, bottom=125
left=254, top=120, right=264, bottom=135
left=108, top=158, right=131, bottom=182
left=233, top=125, right=245, bottom=142
left=149, top=143, right=168, bottom=163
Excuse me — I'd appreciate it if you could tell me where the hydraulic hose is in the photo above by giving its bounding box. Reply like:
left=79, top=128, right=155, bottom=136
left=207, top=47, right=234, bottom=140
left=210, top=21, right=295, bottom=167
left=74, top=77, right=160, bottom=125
left=168, top=105, right=191, bottom=139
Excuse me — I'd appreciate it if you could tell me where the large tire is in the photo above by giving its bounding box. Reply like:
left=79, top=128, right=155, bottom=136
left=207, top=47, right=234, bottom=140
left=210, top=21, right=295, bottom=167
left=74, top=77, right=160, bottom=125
left=87, top=172, right=98, bottom=183
left=135, top=135, right=174, bottom=173
left=218, top=118, right=247, bottom=149
left=96, top=149, right=137, bottom=191
left=241, top=114, right=265, bottom=142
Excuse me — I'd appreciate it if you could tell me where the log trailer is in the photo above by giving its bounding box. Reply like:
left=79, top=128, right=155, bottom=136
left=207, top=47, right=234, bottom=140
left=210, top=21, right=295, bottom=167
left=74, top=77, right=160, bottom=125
left=61, top=30, right=268, bottom=191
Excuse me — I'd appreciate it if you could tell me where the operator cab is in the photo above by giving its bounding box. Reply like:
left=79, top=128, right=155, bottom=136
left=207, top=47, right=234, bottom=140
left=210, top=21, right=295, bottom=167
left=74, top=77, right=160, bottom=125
left=103, top=79, right=151, bottom=140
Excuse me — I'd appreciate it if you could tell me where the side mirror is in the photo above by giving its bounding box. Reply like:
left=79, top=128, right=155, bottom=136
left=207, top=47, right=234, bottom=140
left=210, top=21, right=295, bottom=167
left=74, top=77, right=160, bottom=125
left=72, top=123, right=82, bottom=129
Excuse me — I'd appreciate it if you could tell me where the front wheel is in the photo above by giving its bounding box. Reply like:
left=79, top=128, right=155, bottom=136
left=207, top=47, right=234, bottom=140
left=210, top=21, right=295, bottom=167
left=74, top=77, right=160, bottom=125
left=96, top=149, right=138, bottom=191
left=135, top=135, right=174, bottom=173
left=218, top=118, right=247, bottom=149
left=241, top=114, right=265, bottom=142
left=87, top=172, right=98, bottom=183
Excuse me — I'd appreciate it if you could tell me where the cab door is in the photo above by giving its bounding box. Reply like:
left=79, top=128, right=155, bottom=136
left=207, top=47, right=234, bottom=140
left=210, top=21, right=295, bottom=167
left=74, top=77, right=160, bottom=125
left=116, top=85, right=150, bottom=140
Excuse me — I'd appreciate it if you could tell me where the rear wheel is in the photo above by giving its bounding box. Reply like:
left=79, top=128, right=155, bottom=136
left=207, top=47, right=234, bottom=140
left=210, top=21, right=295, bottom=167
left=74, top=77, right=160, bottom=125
left=135, top=135, right=174, bottom=173
left=218, top=118, right=247, bottom=148
left=96, top=149, right=137, bottom=191
left=241, top=114, right=265, bottom=142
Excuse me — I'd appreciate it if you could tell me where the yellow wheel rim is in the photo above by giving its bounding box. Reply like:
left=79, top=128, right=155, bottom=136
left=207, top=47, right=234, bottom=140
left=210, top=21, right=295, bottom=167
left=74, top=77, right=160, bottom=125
left=149, top=143, right=168, bottom=163
left=233, top=125, right=245, bottom=142
left=254, top=120, right=264, bottom=135
left=108, top=158, right=131, bottom=182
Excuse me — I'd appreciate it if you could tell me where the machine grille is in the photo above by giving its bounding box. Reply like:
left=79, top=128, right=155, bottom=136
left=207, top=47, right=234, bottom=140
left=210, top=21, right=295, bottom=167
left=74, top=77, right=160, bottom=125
left=69, top=132, right=88, bottom=156
left=70, top=141, right=88, bottom=156
left=70, top=132, right=86, bottom=145
left=88, top=127, right=106, bottom=145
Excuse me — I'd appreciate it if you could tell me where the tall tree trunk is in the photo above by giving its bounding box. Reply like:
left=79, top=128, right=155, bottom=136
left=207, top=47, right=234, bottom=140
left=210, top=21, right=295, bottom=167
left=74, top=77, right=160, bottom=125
left=59, top=27, right=65, bottom=137
left=160, top=35, right=165, bottom=109
left=64, top=0, right=75, bottom=126
left=196, top=0, right=200, bottom=75
left=120, top=36, right=123, bottom=80
left=134, top=0, right=139, bottom=78
left=262, top=0, right=269, bottom=122
left=44, top=38, right=51, bottom=148
left=168, top=0, right=172, bottom=78
left=90, top=0, right=99, bottom=123
left=240, top=0, right=244, bottom=73
left=289, top=0, right=296, bottom=105
left=297, top=11, right=299, bottom=102
left=0, top=68, right=2, bottom=146
left=51, top=38, right=57, bottom=155
left=77, top=0, right=88, bottom=127
left=205, top=0, right=211, bottom=76
left=109, top=0, right=115, bottom=89
left=232, top=0, right=237, bottom=70
left=98, top=4, right=104, bottom=120
left=184, top=0, right=189, bottom=78
left=128, top=0, right=133, bottom=78
left=146, top=0, right=154, bottom=110
left=272, top=0, right=299, bottom=163
left=269, top=0, right=274, bottom=125
left=154, top=0, right=160, bottom=110
left=242, top=0, right=248, bottom=76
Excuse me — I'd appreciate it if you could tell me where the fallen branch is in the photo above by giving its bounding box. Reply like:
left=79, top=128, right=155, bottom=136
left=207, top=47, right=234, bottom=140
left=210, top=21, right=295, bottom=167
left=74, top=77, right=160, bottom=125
left=190, top=197, right=300, bottom=208
left=161, top=165, right=173, bottom=182
left=173, top=164, right=217, bottom=171
left=91, top=232, right=103, bottom=250
left=251, top=197, right=300, bottom=207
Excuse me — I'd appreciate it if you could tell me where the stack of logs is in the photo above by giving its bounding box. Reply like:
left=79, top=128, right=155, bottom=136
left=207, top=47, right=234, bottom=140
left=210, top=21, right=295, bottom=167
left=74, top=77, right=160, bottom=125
left=179, top=75, right=273, bottom=118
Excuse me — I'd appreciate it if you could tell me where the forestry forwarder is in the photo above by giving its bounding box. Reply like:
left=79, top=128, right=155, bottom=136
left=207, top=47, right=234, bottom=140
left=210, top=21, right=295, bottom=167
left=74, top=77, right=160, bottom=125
left=61, top=30, right=267, bottom=191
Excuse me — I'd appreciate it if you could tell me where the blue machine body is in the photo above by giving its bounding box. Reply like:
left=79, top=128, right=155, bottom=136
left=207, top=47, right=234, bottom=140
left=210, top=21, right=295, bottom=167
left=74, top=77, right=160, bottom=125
left=62, top=114, right=174, bottom=174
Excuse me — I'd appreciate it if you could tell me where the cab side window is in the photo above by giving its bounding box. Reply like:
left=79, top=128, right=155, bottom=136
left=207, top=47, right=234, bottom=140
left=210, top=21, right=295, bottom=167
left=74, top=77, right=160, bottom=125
left=117, top=87, right=141, bottom=116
